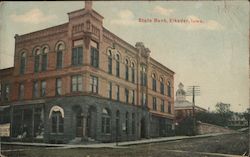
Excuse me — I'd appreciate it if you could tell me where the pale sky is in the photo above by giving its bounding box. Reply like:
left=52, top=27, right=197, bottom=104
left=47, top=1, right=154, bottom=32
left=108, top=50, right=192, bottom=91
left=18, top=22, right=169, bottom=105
left=0, top=1, right=249, bottom=112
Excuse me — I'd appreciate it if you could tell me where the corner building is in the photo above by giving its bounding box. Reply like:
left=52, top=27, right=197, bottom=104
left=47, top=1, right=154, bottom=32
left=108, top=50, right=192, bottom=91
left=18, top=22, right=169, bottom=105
left=0, top=1, right=175, bottom=143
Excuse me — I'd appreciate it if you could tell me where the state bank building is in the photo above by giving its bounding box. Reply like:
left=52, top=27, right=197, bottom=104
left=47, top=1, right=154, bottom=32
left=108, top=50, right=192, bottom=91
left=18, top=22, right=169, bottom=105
left=0, top=1, right=175, bottom=143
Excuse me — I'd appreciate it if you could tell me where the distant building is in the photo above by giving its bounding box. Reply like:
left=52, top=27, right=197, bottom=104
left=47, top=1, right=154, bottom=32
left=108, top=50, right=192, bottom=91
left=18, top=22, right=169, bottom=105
left=0, top=1, right=175, bottom=143
left=174, top=83, right=206, bottom=122
left=228, top=113, right=248, bottom=128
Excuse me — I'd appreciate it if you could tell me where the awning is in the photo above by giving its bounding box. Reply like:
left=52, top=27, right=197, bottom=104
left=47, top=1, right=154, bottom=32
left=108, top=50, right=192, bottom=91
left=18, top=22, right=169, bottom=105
left=0, top=105, right=10, bottom=111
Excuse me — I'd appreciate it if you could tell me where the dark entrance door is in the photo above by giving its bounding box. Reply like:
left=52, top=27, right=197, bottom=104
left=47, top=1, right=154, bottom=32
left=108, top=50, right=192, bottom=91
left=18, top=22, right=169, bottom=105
left=140, top=118, right=146, bottom=138
left=76, top=115, right=83, bottom=137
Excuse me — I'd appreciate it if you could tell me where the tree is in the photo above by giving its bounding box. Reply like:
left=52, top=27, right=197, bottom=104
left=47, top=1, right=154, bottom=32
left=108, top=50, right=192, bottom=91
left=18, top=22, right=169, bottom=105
left=243, top=108, right=250, bottom=127
left=215, top=102, right=231, bottom=114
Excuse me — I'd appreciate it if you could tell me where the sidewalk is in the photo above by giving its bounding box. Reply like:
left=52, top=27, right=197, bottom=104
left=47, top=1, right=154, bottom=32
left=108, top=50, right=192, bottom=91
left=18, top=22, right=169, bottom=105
left=1, top=132, right=237, bottom=149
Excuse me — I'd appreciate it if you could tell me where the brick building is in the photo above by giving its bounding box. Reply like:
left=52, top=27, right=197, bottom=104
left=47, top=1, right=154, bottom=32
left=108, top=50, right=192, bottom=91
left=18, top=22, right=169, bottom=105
left=0, top=1, right=175, bottom=143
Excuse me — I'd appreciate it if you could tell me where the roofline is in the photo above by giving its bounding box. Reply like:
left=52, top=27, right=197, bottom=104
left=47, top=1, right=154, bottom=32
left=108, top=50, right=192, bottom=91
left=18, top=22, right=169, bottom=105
left=150, top=57, right=175, bottom=74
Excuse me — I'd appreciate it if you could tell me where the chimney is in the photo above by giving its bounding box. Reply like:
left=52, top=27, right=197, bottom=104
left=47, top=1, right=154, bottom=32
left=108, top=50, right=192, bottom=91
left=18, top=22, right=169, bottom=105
left=85, top=1, right=92, bottom=11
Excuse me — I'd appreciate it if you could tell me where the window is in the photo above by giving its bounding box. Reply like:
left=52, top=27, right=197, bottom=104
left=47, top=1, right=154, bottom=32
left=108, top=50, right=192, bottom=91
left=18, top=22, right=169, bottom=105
left=115, top=85, right=120, bottom=101
left=116, top=111, right=120, bottom=136
left=101, top=108, right=111, bottom=134
left=72, top=47, right=83, bottom=66
left=33, top=81, right=39, bottom=98
left=125, top=112, right=129, bottom=134
left=160, top=77, right=164, bottom=95
left=0, top=83, right=1, bottom=101
left=168, top=101, right=171, bottom=114
left=20, top=52, right=26, bottom=74
left=161, top=100, right=165, bottom=112
left=141, top=92, right=146, bottom=106
left=56, top=78, right=62, bottom=96
left=108, top=50, right=112, bottom=74
left=152, top=73, right=157, bottom=91
left=91, top=42, right=99, bottom=68
left=140, top=65, right=147, bottom=86
left=115, top=54, right=120, bottom=77
left=34, top=49, right=40, bottom=72
left=4, top=84, right=10, bottom=101
left=91, top=76, right=98, bottom=94
left=132, top=113, right=135, bottom=134
left=125, top=88, right=129, bottom=103
left=108, top=82, right=112, bottom=99
left=131, top=62, right=135, bottom=83
left=19, top=83, right=24, bottom=100
left=41, top=47, right=48, bottom=71
left=56, top=43, right=65, bottom=69
left=71, top=75, right=82, bottom=92
left=41, top=80, right=46, bottom=97
left=132, top=90, right=135, bottom=105
left=153, top=97, right=157, bottom=111
left=125, top=59, right=129, bottom=81
left=168, top=81, right=171, bottom=97
left=51, top=111, right=64, bottom=133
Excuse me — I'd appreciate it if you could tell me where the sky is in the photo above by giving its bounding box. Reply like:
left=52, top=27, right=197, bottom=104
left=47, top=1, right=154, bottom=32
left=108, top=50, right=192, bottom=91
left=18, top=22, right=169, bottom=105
left=0, top=1, right=249, bottom=112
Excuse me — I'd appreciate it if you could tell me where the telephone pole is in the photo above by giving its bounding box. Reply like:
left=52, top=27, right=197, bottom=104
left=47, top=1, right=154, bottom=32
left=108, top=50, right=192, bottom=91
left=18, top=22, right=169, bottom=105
left=186, top=85, right=200, bottom=135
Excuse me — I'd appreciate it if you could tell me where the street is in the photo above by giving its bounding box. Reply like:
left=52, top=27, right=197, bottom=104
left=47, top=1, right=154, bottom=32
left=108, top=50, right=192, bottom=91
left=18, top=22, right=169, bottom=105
left=1, top=132, right=248, bottom=157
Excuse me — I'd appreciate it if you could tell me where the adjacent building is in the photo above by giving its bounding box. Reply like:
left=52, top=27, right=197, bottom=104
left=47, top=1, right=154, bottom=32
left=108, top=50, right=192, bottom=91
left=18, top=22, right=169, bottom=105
left=174, top=83, right=206, bottom=123
left=0, top=1, right=175, bottom=143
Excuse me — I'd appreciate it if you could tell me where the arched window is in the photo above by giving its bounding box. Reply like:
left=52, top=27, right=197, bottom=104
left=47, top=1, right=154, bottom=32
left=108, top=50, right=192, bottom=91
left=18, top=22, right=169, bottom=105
left=90, top=40, right=99, bottom=68
left=115, top=54, right=120, bottom=77
left=41, top=47, right=49, bottom=71
left=56, top=43, right=65, bottom=69
left=167, top=81, right=171, bottom=97
left=101, top=108, right=111, bottom=134
left=152, top=73, right=157, bottom=91
left=108, top=50, right=112, bottom=74
left=125, top=112, right=129, bottom=134
left=49, top=106, right=64, bottom=134
left=125, top=59, right=129, bottom=81
left=131, top=62, right=135, bottom=83
left=116, top=110, right=120, bottom=136
left=34, top=48, right=40, bottom=72
left=20, top=52, right=26, bottom=74
left=160, top=77, right=164, bottom=95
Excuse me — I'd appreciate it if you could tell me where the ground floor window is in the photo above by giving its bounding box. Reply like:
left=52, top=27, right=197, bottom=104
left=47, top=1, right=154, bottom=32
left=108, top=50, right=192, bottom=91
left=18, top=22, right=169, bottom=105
left=51, top=111, right=64, bottom=133
left=101, top=108, right=111, bottom=134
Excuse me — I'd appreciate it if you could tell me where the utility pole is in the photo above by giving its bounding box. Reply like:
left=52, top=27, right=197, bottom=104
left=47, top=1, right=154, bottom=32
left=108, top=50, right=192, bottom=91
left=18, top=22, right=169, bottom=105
left=186, top=85, right=200, bottom=136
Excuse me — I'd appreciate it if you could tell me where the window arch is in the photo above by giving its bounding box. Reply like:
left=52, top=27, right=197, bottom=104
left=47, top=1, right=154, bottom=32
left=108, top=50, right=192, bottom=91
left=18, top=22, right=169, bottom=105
left=115, top=53, right=120, bottom=77
left=33, top=47, right=40, bottom=72
left=152, top=72, right=157, bottom=92
left=56, top=42, right=65, bottom=69
left=49, top=106, right=64, bottom=134
left=125, top=58, right=129, bottom=81
left=41, top=46, right=49, bottom=71
left=167, top=81, right=171, bottom=97
left=108, top=49, right=112, bottom=74
left=20, top=52, right=26, bottom=74
left=101, top=108, right=111, bottom=134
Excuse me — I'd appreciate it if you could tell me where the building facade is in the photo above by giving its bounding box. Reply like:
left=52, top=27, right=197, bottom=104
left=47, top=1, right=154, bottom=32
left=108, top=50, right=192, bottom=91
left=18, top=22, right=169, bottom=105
left=0, top=1, right=175, bottom=143
left=174, top=83, right=206, bottom=123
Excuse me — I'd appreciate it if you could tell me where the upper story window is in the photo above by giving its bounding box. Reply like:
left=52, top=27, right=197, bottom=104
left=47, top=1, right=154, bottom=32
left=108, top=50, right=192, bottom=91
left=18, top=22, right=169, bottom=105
left=161, top=99, right=165, bottom=112
left=108, top=50, right=112, bottom=74
left=125, top=59, right=129, bottom=81
left=131, top=62, right=135, bottom=83
left=90, top=40, right=99, bottom=68
left=34, top=48, right=40, bottom=73
left=140, top=64, right=147, bottom=86
left=19, top=83, right=24, bottom=100
left=132, top=90, right=135, bottom=105
left=152, top=73, right=157, bottom=91
left=71, top=75, right=82, bottom=92
left=56, top=42, right=65, bottom=69
left=41, top=80, right=46, bottom=97
left=3, top=84, right=10, bottom=101
left=115, top=85, right=120, bottom=101
left=56, top=78, right=62, bottom=96
left=20, top=52, right=26, bottom=74
left=115, top=54, right=120, bottom=77
left=125, top=88, right=129, bottom=104
left=141, top=92, right=146, bottom=106
left=108, top=82, right=112, bottom=99
left=153, top=97, right=157, bottom=111
left=91, top=76, right=98, bottom=94
left=72, top=40, right=83, bottom=66
left=33, top=81, right=39, bottom=98
left=41, top=46, right=49, bottom=71
left=168, top=101, right=171, bottom=114
left=167, top=81, right=171, bottom=97
left=160, top=77, right=164, bottom=95
left=0, top=83, right=2, bottom=101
